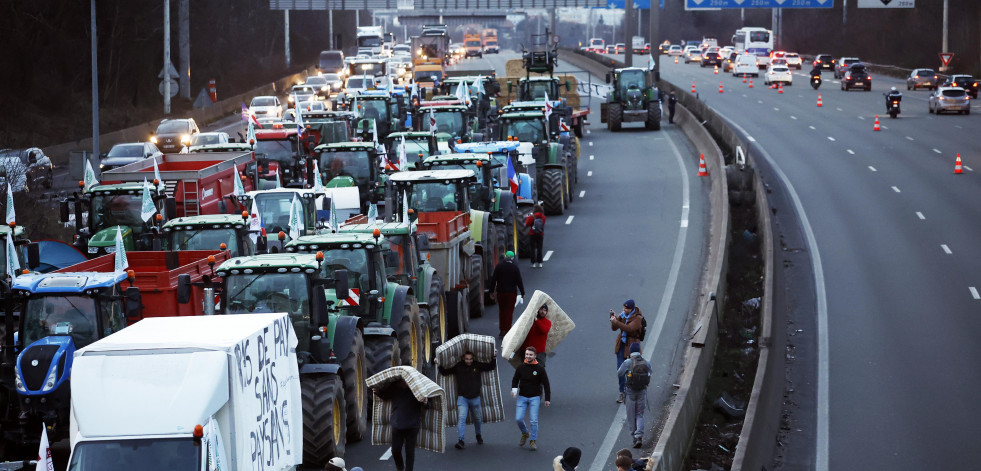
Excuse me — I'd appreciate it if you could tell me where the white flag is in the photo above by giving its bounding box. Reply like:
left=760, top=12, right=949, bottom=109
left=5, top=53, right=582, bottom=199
left=312, top=160, right=325, bottom=192
left=6, top=233, right=19, bottom=279
left=288, top=194, right=304, bottom=240
left=5, top=183, right=14, bottom=225
left=246, top=120, right=258, bottom=148
left=329, top=197, right=339, bottom=232
left=380, top=148, right=393, bottom=171
left=411, top=81, right=419, bottom=99
left=248, top=198, right=262, bottom=244
left=232, top=163, right=246, bottom=198
left=429, top=109, right=438, bottom=134
left=473, top=78, right=485, bottom=95
left=83, top=158, right=98, bottom=191
left=401, top=190, right=410, bottom=223
left=114, top=226, right=128, bottom=273
left=35, top=424, right=54, bottom=471
left=274, top=171, right=282, bottom=188
left=367, top=203, right=378, bottom=224
left=152, top=158, right=165, bottom=194
left=398, top=137, right=408, bottom=171
left=543, top=91, right=552, bottom=118
left=140, top=179, right=156, bottom=222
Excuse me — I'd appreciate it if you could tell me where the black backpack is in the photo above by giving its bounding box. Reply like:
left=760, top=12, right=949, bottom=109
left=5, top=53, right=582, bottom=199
left=638, top=315, right=647, bottom=341
left=532, top=215, right=544, bottom=235
left=624, top=356, right=651, bottom=390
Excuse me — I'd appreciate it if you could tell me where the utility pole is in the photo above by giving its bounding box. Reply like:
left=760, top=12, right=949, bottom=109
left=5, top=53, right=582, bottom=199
left=625, top=0, right=633, bottom=66
left=91, top=0, right=99, bottom=157
left=179, top=0, right=189, bottom=100
left=329, top=10, right=334, bottom=49
left=163, top=0, right=171, bottom=115
left=285, top=10, right=291, bottom=69
left=942, top=0, right=949, bottom=54
left=650, top=0, right=659, bottom=83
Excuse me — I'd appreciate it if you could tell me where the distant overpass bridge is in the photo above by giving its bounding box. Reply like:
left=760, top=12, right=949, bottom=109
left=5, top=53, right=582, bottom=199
left=388, top=10, right=514, bottom=28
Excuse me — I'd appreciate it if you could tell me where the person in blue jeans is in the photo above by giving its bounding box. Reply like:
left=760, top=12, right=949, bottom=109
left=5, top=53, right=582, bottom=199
left=511, top=346, right=551, bottom=451
left=438, top=349, right=498, bottom=449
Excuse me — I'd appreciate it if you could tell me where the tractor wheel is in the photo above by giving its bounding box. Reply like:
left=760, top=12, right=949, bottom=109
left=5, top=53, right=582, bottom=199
left=341, top=329, right=367, bottom=442
left=417, top=307, right=434, bottom=375
left=445, top=290, right=468, bottom=338
left=302, top=374, right=347, bottom=466
left=428, top=273, right=447, bottom=346
left=563, top=168, right=571, bottom=208
left=516, top=206, right=532, bottom=258
left=541, top=167, right=565, bottom=216
left=646, top=102, right=662, bottom=130
left=397, top=296, right=424, bottom=370
left=365, top=336, right=401, bottom=377
left=609, top=103, right=623, bottom=131
left=574, top=120, right=584, bottom=138
left=469, top=254, right=485, bottom=318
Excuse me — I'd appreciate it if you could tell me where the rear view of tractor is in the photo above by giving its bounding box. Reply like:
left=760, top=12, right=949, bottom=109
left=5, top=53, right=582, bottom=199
left=601, top=67, right=661, bottom=131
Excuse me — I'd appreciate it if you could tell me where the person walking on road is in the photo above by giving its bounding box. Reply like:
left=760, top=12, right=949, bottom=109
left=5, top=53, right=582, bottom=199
left=610, top=299, right=644, bottom=403
left=489, top=251, right=525, bottom=337
left=438, top=349, right=498, bottom=449
left=520, top=304, right=552, bottom=367
left=511, top=346, right=551, bottom=451
left=553, top=446, right=582, bottom=471
left=617, top=342, right=652, bottom=448
left=525, top=204, right=546, bottom=267
left=372, top=379, right=428, bottom=471
left=667, top=92, right=677, bottom=124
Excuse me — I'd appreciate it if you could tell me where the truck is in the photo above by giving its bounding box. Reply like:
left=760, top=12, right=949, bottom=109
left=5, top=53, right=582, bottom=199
left=411, top=25, right=450, bottom=91
left=66, top=313, right=303, bottom=471
left=356, top=26, right=385, bottom=56
left=0, top=249, right=229, bottom=451
left=588, top=37, right=606, bottom=53
left=482, top=29, right=499, bottom=54
left=631, top=35, right=647, bottom=54
left=464, top=33, right=483, bottom=58
left=61, top=151, right=257, bottom=257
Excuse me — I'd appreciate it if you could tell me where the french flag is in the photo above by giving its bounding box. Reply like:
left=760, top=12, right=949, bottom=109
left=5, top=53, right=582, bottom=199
left=507, top=156, right=518, bottom=194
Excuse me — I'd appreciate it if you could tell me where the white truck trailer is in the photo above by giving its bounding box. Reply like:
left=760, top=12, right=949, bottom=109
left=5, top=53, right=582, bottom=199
left=66, top=313, right=303, bottom=471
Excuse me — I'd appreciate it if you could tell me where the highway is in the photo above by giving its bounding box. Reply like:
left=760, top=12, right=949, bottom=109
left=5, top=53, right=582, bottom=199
left=656, top=56, right=981, bottom=469
left=333, top=52, right=713, bottom=471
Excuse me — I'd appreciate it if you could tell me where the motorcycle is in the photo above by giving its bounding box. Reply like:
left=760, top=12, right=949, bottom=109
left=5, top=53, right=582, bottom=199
left=810, top=74, right=822, bottom=90
left=885, top=94, right=902, bottom=118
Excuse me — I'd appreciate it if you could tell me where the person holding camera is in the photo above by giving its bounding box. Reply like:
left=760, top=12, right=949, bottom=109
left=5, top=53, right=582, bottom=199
left=610, top=299, right=644, bottom=403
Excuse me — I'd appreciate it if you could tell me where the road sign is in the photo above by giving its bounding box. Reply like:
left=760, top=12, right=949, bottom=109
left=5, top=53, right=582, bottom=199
left=159, top=79, right=179, bottom=98
left=686, top=0, right=833, bottom=8
left=552, top=35, right=561, bottom=45
left=158, top=61, right=179, bottom=79
left=600, top=0, right=650, bottom=8
left=857, top=0, right=914, bottom=7
left=939, top=53, right=954, bottom=67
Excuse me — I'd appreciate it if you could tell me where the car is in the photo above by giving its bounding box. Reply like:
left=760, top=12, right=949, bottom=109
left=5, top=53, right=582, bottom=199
left=719, top=46, right=734, bottom=57
left=813, top=54, right=835, bottom=71
left=906, top=68, right=938, bottom=90
left=615, top=43, right=625, bottom=53
left=287, top=84, right=317, bottom=108
left=732, top=53, right=759, bottom=77
left=769, top=50, right=786, bottom=61
left=344, top=75, right=376, bottom=94
left=834, top=57, right=861, bottom=79
left=0, top=148, right=53, bottom=192
left=785, top=53, right=802, bottom=69
left=256, top=116, right=284, bottom=128
left=151, top=118, right=200, bottom=153
left=248, top=96, right=282, bottom=120
left=940, top=74, right=978, bottom=98
left=185, top=132, right=230, bottom=153
left=841, top=64, right=871, bottom=91
left=606, top=45, right=616, bottom=54
left=770, top=57, right=788, bottom=67
left=722, top=52, right=738, bottom=72
left=298, top=101, right=328, bottom=114
left=304, top=75, right=332, bottom=98
left=392, top=44, right=410, bottom=56
left=667, top=45, right=683, bottom=56
left=683, top=46, right=702, bottom=63
left=929, top=86, right=971, bottom=114
left=764, top=64, right=793, bottom=85
left=99, top=142, right=163, bottom=172
left=701, top=51, right=722, bottom=67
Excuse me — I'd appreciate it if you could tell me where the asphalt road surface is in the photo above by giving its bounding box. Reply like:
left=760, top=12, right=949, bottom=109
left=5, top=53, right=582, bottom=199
left=659, top=56, right=981, bottom=469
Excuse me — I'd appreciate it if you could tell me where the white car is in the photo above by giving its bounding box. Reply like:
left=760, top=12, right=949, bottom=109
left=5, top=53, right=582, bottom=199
left=344, top=75, right=376, bottom=94
left=785, top=52, right=803, bottom=69
left=683, top=46, right=702, bottom=63
left=732, top=54, right=759, bottom=77
left=186, top=132, right=230, bottom=152
left=667, top=45, right=683, bottom=56
left=764, top=64, right=793, bottom=85
left=297, top=101, right=327, bottom=114
left=249, top=96, right=282, bottom=119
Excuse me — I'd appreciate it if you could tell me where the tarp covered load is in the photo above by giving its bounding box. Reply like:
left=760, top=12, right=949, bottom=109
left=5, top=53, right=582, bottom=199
left=367, top=366, right=446, bottom=453
left=501, top=290, right=576, bottom=368
left=434, top=333, right=505, bottom=426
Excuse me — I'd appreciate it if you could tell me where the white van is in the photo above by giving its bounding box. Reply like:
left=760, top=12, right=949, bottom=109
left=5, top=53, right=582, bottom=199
left=732, top=54, right=759, bottom=77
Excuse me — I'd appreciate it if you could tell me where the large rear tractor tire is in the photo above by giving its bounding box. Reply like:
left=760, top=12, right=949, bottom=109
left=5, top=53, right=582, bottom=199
left=365, top=336, right=401, bottom=377
left=417, top=307, right=434, bottom=375
left=469, top=254, right=485, bottom=318
left=396, top=297, right=424, bottom=371
left=302, top=374, right=347, bottom=466
left=574, top=120, right=584, bottom=138
left=609, top=103, right=623, bottom=131
left=445, top=290, right=468, bottom=338
left=341, top=330, right=367, bottom=442
left=645, top=102, right=662, bottom=130
left=541, top=168, right=565, bottom=216
left=428, top=274, right=447, bottom=347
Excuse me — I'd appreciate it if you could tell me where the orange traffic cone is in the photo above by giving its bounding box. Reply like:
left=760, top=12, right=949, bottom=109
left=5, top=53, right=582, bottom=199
left=714, top=65, right=719, bottom=75
left=873, top=115, right=881, bottom=131
left=719, top=82, right=724, bottom=93
left=674, top=56, right=679, bottom=64
left=742, top=75, right=747, bottom=84
left=817, top=94, right=823, bottom=107
left=691, top=81, right=697, bottom=94
left=778, top=83, right=784, bottom=94
left=748, top=79, right=753, bottom=88
left=697, top=154, right=709, bottom=177
left=955, top=153, right=963, bottom=174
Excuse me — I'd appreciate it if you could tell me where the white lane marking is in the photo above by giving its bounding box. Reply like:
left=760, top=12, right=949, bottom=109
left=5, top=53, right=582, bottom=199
left=589, top=141, right=593, bottom=147
left=791, top=115, right=798, bottom=120
left=774, top=107, right=780, bottom=111
left=965, top=165, right=974, bottom=172
left=590, top=155, right=595, bottom=160
left=971, top=287, right=980, bottom=300
left=892, top=186, right=901, bottom=193
left=827, top=137, right=836, bottom=141
left=579, top=190, right=586, bottom=198
left=933, top=148, right=942, bottom=154
left=847, top=149, right=855, bottom=155
left=809, top=125, right=816, bottom=130
left=380, top=448, right=392, bottom=460
left=869, top=166, right=877, bottom=172
left=588, top=120, right=692, bottom=471
left=713, top=115, right=831, bottom=471
left=587, top=129, right=591, bottom=134
left=906, top=136, right=915, bottom=141
left=881, top=125, right=889, bottom=130
left=757, top=100, right=764, bottom=104
left=543, top=250, right=553, bottom=261
left=858, top=116, right=866, bottom=120
left=955, top=125, right=963, bottom=129
left=565, top=215, right=574, bottom=224
left=941, top=244, right=952, bottom=254
left=587, top=171, right=593, bottom=177
left=836, top=107, right=843, bottom=111
left=916, top=212, right=925, bottom=220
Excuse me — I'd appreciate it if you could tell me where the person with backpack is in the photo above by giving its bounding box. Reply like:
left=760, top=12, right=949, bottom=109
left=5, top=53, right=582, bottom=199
left=524, top=204, right=546, bottom=267
left=610, top=299, right=644, bottom=403
left=617, top=342, right=652, bottom=448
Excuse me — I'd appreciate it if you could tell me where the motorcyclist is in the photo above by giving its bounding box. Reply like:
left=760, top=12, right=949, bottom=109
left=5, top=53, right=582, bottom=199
left=884, top=86, right=903, bottom=108
left=809, top=64, right=823, bottom=78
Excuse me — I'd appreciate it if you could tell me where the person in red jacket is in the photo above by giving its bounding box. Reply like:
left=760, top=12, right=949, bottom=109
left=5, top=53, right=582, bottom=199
left=520, top=304, right=552, bottom=366
left=524, top=204, right=546, bottom=267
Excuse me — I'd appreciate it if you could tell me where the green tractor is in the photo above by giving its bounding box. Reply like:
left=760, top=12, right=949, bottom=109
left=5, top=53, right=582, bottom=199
left=161, top=213, right=259, bottom=256
left=315, top=141, right=387, bottom=214
left=496, top=109, right=571, bottom=215
left=61, top=183, right=170, bottom=257
left=284, top=232, right=426, bottom=376
left=384, top=131, right=440, bottom=171
left=216, top=253, right=367, bottom=464
left=601, top=66, right=662, bottom=132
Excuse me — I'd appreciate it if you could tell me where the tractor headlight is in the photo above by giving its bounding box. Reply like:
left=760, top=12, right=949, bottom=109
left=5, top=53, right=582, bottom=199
left=41, top=367, right=58, bottom=392
left=14, top=373, right=25, bottom=393
left=88, top=247, right=98, bottom=254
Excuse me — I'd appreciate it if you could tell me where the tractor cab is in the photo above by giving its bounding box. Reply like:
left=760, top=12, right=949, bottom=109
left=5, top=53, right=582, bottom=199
left=71, top=184, right=167, bottom=257
left=345, top=91, right=397, bottom=141
left=416, top=105, right=473, bottom=145
left=162, top=213, right=257, bottom=256
left=390, top=169, right=475, bottom=216
left=315, top=141, right=385, bottom=213
left=421, top=153, right=502, bottom=212
left=237, top=188, right=331, bottom=244
left=385, top=132, right=440, bottom=170
left=253, top=126, right=307, bottom=186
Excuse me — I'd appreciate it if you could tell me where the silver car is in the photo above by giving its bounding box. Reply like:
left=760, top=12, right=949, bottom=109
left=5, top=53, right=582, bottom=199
left=907, top=69, right=937, bottom=91
left=928, top=87, right=971, bottom=115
